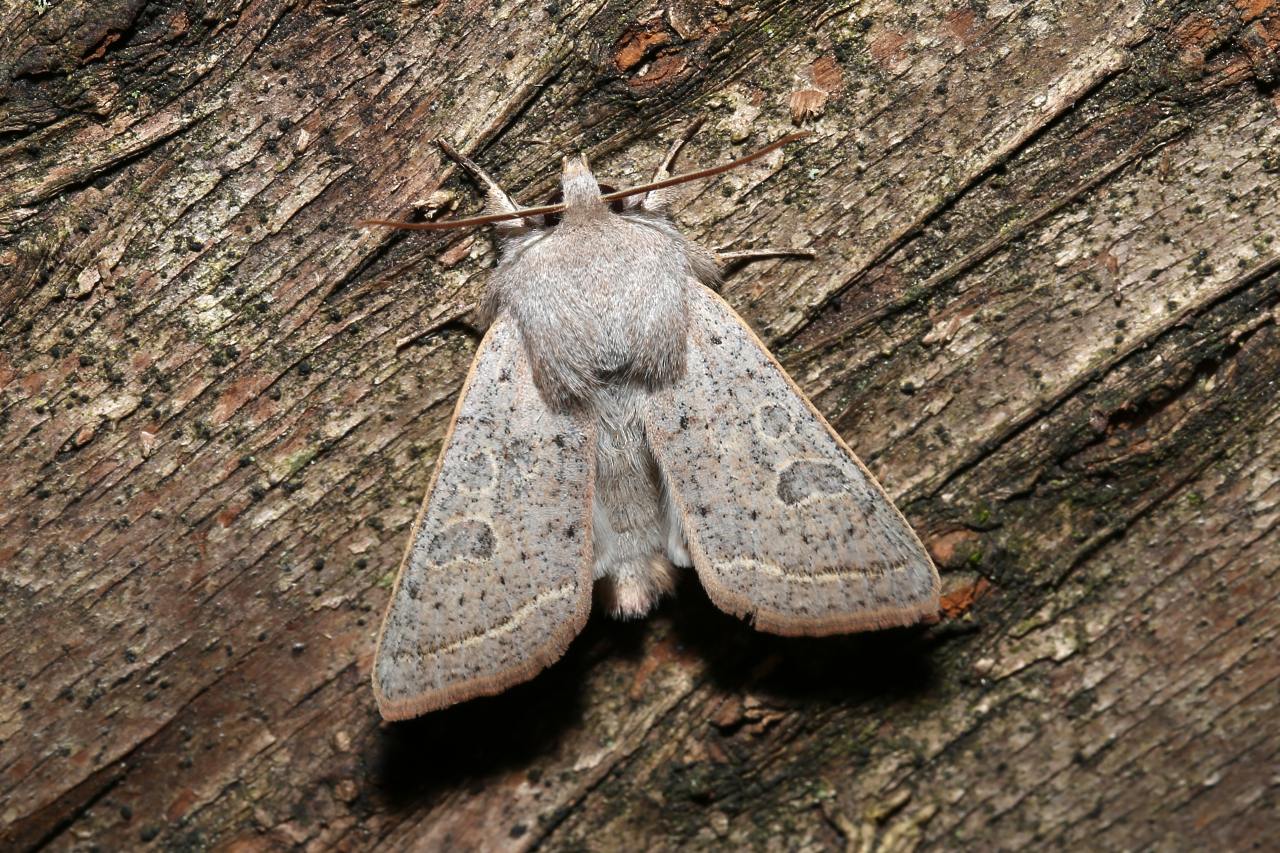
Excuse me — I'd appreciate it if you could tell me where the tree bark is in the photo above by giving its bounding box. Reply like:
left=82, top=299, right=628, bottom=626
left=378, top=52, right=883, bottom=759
left=2, top=0, right=1277, bottom=850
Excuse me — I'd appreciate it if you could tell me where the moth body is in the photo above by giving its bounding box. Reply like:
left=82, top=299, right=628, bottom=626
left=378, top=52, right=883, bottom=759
left=488, top=158, right=704, bottom=617
left=372, top=140, right=940, bottom=720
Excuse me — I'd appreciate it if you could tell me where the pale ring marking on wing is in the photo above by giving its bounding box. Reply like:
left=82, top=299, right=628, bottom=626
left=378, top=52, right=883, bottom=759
left=754, top=401, right=794, bottom=442
left=439, top=513, right=501, bottom=538
left=450, top=443, right=501, bottom=491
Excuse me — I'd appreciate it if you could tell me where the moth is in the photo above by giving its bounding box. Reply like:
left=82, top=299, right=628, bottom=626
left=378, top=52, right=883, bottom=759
left=367, top=124, right=939, bottom=720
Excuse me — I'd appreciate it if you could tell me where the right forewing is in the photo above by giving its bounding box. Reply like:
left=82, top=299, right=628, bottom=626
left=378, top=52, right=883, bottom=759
left=373, top=315, right=595, bottom=720
left=646, top=286, right=939, bottom=637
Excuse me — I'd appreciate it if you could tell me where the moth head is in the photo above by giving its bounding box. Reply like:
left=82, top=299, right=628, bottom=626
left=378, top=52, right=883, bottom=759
left=531, top=154, right=634, bottom=229
left=559, top=154, right=599, bottom=210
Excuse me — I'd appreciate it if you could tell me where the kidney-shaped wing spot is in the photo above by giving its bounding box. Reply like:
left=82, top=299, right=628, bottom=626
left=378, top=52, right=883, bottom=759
left=646, top=285, right=939, bottom=637
left=373, top=315, right=595, bottom=720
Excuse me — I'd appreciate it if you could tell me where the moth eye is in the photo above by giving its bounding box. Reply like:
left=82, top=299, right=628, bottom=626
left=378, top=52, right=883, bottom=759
left=539, top=184, right=625, bottom=228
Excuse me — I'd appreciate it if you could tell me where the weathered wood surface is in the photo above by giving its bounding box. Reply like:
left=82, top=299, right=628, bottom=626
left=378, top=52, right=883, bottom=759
left=2, top=0, right=1278, bottom=849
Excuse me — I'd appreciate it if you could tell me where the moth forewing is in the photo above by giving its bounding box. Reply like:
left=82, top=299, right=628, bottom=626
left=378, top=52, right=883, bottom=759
left=646, top=285, right=940, bottom=636
left=372, top=316, right=595, bottom=720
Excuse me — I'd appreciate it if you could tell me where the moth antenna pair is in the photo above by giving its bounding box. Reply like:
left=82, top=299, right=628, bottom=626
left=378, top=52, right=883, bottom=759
left=361, top=129, right=811, bottom=232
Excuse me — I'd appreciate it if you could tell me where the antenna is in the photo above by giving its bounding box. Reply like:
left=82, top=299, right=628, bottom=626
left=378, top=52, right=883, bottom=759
left=360, top=130, right=810, bottom=232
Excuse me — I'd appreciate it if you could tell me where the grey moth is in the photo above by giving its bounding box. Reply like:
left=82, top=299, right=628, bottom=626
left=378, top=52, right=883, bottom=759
left=368, top=128, right=940, bottom=720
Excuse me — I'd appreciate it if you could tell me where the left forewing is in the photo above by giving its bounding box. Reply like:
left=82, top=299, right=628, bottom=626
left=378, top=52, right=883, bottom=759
left=373, top=316, right=595, bottom=720
left=645, top=285, right=939, bottom=636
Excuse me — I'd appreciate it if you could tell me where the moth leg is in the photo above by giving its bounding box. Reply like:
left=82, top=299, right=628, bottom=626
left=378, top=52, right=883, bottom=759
left=434, top=140, right=530, bottom=323
left=643, top=116, right=706, bottom=210
left=688, top=246, right=814, bottom=290
left=395, top=306, right=485, bottom=351
left=436, top=139, right=519, bottom=214
left=715, top=247, right=816, bottom=268
left=652, top=116, right=706, bottom=180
